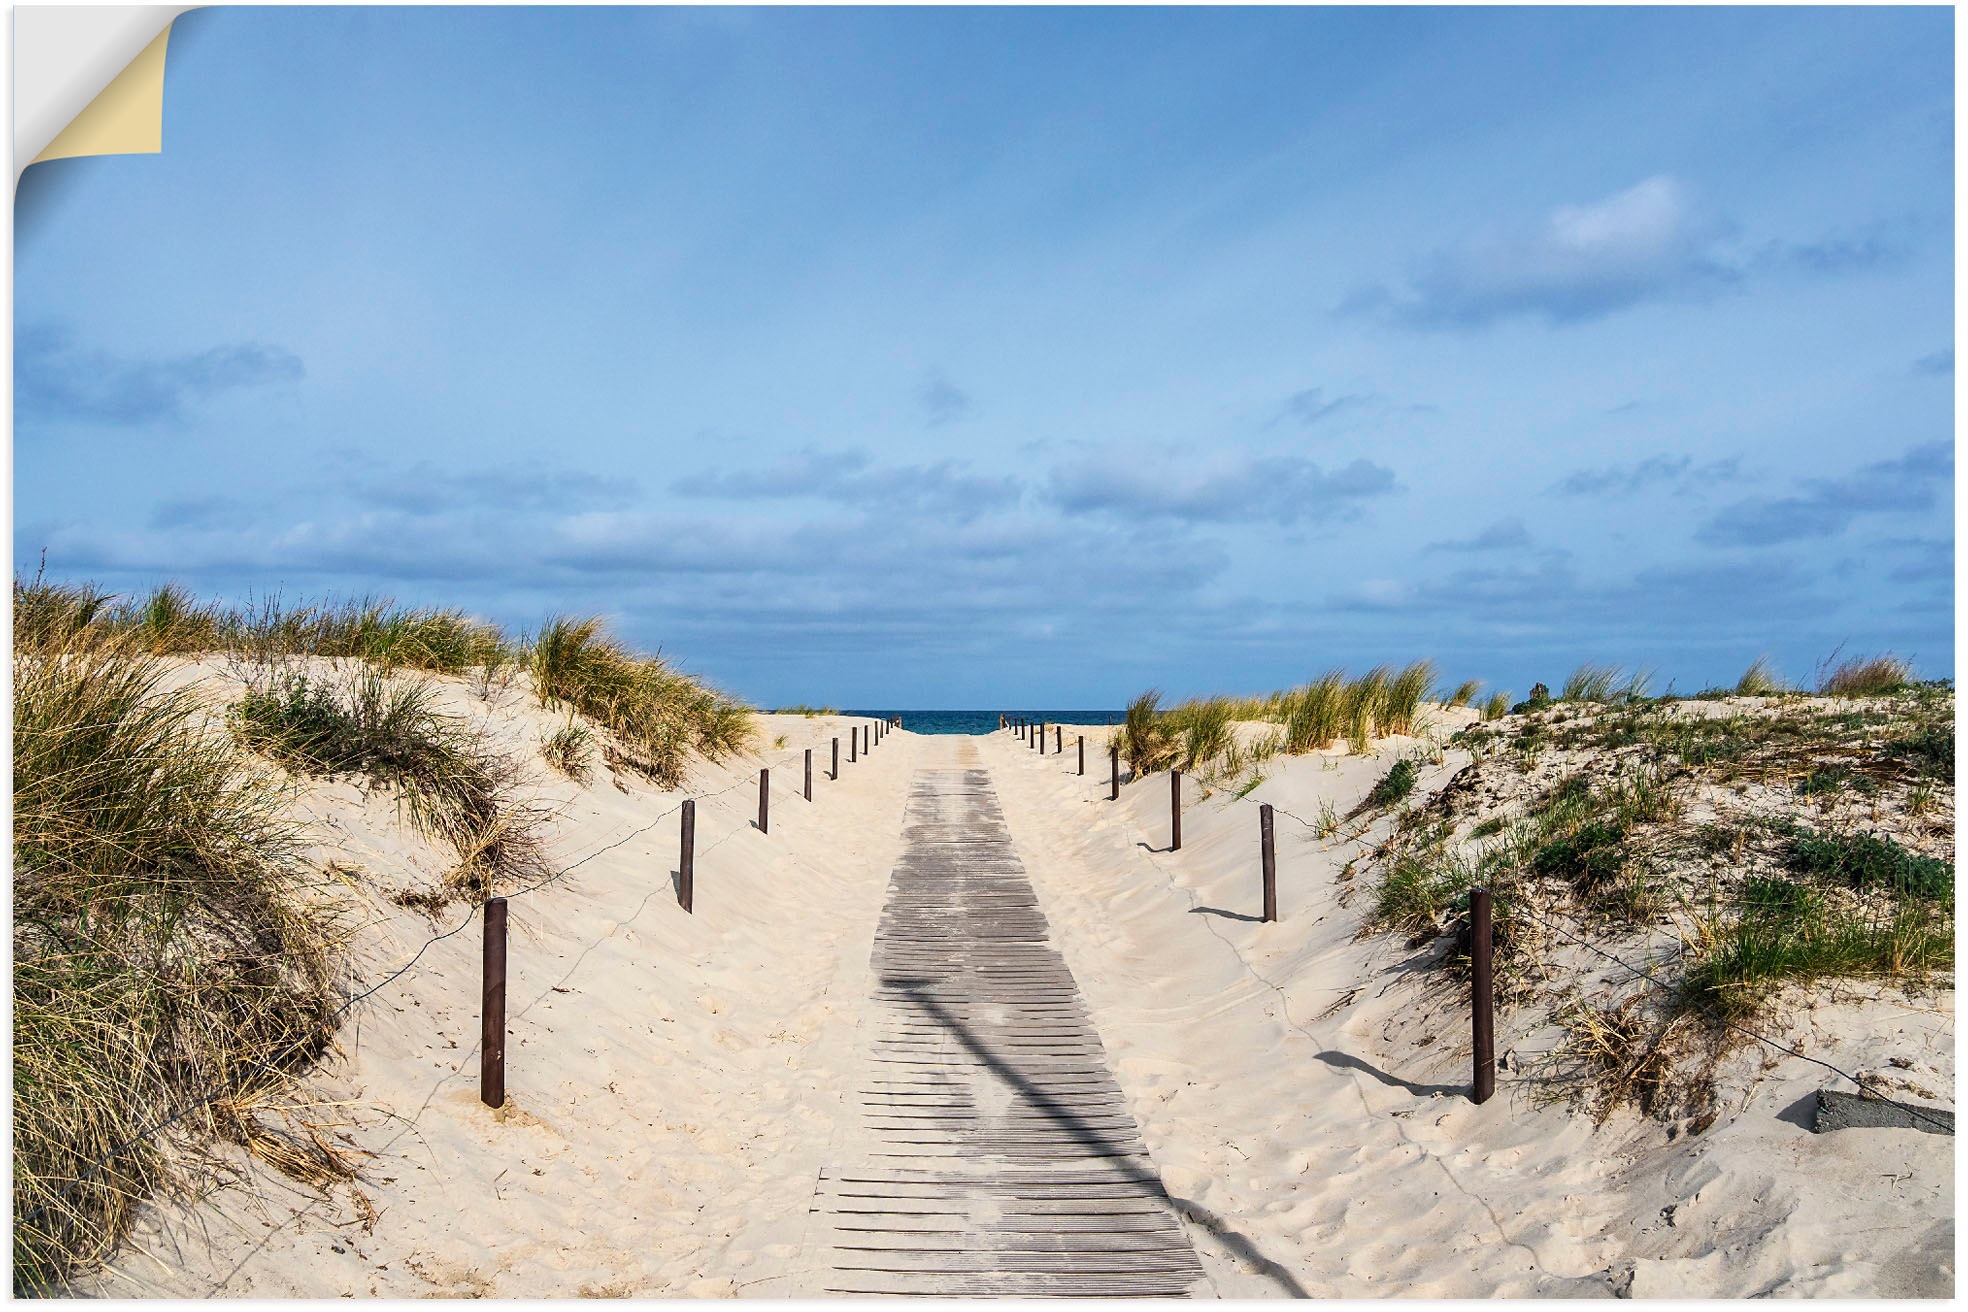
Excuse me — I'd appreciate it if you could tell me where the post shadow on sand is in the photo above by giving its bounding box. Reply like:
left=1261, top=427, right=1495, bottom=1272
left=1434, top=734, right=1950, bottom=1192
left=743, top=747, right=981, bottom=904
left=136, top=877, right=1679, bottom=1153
left=1134, top=840, right=1177, bottom=856
left=1314, top=1048, right=1466, bottom=1099
left=1189, top=906, right=1265, bottom=923
left=886, top=976, right=1313, bottom=1299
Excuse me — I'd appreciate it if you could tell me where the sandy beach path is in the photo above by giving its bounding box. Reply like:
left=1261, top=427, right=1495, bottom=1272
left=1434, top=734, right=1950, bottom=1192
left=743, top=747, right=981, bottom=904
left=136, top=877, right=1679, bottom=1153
left=805, top=737, right=1210, bottom=1296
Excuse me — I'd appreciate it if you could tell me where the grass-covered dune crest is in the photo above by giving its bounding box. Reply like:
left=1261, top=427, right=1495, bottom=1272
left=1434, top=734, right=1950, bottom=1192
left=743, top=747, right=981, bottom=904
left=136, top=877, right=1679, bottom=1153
left=11, top=576, right=759, bottom=1289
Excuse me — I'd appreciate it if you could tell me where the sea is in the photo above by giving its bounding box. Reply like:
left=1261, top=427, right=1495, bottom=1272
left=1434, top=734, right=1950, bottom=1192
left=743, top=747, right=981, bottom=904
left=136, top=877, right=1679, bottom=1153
left=840, top=710, right=1125, bottom=736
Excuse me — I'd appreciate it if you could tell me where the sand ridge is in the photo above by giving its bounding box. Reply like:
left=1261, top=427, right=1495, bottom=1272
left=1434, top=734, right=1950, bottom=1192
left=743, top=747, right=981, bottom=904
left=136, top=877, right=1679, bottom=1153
left=71, top=696, right=1951, bottom=1297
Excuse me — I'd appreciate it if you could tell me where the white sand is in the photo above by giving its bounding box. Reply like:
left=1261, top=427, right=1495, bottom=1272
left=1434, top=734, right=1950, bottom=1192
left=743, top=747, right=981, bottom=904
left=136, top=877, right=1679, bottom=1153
left=990, top=718, right=1953, bottom=1297
left=74, top=691, right=1952, bottom=1297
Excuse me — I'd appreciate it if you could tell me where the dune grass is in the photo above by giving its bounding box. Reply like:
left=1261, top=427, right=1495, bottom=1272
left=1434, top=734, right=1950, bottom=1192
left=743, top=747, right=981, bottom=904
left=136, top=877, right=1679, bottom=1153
left=771, top=704, right=838, bottom=716
left=1818, top=652, right=1913, bottom=697
left=540, top=720, right=593, bottom=782
left=16, top=578, right=517, bottom=676
left=1733, top=656, right=1788, bottom=697
left=529, top=615, right=753, bottom=787
left=1116, top=659, right=1463, bottom=780
left=14, top=628, right=343, bottom=1289
left=14, top=577, right=758, bottom=792
left=1365, top=757, right=1420, bottom=810
left=1683, top=874, right=1952, bottom=1020
left=1561, top=662, right=1652, bottom=704
left=230, top=668, right=544, bottom=899
left=13, top=575, right=758, bottom=1286
left=1281, top=671, right=1348, bottom=753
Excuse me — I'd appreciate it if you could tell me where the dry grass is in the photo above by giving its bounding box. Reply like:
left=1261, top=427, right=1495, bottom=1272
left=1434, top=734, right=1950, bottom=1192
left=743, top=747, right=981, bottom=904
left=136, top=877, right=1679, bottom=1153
left=1116, top=658, right=1464, bottom=782
left=528, top=615, right=753, bottom=787
left=1818, top=652, right=1913, bottom=697
left=229, top=667, right=546, bottom=900
left=540, top=720, right=594, bottom=781
left=1734, top=656, right=1788, bottom=697
left=13, top=575, right=758, bottom=1287
left=13, top=627, right=346, bottom=1289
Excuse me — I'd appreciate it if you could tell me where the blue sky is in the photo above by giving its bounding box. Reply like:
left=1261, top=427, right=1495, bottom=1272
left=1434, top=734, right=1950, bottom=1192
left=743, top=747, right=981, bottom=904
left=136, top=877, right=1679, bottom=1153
left=14, top=5, right=1954, bottom=707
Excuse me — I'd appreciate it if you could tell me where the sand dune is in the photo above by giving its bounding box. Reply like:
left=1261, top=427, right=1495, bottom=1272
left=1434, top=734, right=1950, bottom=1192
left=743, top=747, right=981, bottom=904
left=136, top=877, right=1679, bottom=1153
left=72, top=685, right=1951, bottom=1297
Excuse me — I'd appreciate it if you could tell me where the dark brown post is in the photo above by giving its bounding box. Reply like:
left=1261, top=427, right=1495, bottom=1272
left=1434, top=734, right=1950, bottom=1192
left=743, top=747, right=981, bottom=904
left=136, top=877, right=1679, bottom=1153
left=1078, top=735, right=1085, bottom=776
left=831, top=736, right=839, bottom=779
left=1038, top=722, right=1045, bottom=754
left=850, top=727, right=858, bottom=762
left=1171, top=770, right=1183, bottom=851
left=481, top=896, right=508, bottom=1108
left=804, top=748, right=813, bottom=801
left=1110, top=744, right=1120, bottom=800
left=1471, top=886, right=1495, bottom=1104
left=1055, top=724, right=1062, bottom=753
left=1260, top=803, right=1277, bottom=923
left=678, top=800, right=695, bottom=913
left=758, top=768, right=769, bottom=834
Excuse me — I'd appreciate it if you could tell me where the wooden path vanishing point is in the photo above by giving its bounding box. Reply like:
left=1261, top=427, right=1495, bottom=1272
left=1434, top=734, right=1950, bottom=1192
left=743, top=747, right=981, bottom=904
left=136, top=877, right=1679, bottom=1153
left=811, top=757, right=1208, bottom=1296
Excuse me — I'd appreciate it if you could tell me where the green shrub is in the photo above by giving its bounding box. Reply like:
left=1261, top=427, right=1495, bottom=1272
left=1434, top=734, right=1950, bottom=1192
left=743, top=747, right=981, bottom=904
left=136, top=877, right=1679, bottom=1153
left=1366, top=758, right=1419, bottom=810
left=1530, top=819, right=1627, bottom=889
left=1886, top=725, right=1953, bottom=777
left=1787, top=830, right=1953, bottom=902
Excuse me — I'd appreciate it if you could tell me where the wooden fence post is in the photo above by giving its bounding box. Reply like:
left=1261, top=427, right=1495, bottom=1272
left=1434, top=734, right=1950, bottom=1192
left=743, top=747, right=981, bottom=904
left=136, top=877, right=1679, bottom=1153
left=678, top=800, right=695, bottom=914
left=758, top=768, right=770, bottom=834
left=1471, top=887, right=1495, bottom=1104
left=1038, top=722, right=1045, bottom=754
left=1078, top=734, right=1085, bottom=776
left=481, top=896, right=508, bottom=1109
left=831, top=737, right=840, bottom=779
left=1110, top=744, right=1120, bottom=800
left=804, top=748, right=813, bottom=801
left=1171, top=770, right=1183, bottom=851
left=1055, top=724, right=1062, bottom=754
left=850, top=727, right=858, bottom=763
left=1260, top=803, right=1277, bottom=923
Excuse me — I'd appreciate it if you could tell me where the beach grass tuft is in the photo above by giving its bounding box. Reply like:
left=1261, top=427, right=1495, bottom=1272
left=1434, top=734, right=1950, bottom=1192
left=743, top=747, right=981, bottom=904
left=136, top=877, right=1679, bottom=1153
left=1817, top=652, right=1913, bottom=697
left=528, top=614, right=753, bottom=787
left=230, top=668, right=544, bottom=898
left=1733, top=656, right=1788, bottom=697
left=13, top=627, right=343, bottom=1289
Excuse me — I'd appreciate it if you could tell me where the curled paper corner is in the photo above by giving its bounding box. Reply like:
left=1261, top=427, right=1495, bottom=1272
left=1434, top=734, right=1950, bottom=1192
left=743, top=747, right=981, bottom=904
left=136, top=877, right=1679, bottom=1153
left=17, top=6, right=198, bottom=180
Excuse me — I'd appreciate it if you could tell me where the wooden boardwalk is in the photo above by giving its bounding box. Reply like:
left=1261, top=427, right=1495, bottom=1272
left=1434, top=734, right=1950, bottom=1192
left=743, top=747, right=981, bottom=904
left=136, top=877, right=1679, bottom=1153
left=811, top=762, right=1207, bottom=1296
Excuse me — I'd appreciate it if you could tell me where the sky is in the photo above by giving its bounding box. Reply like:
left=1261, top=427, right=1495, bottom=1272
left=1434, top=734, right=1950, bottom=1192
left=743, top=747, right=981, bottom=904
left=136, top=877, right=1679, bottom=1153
left=13, top=5, right=1955, bottom=707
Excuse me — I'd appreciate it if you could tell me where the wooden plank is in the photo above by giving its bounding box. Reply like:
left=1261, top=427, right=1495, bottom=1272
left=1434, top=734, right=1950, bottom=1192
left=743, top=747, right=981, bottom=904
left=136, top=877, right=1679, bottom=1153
left=813, top=765, right=1205, bottom=1297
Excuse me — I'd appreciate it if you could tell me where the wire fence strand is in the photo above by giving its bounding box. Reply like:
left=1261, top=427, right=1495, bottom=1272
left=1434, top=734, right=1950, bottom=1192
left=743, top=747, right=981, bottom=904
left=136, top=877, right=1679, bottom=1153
left=19, top=737, right=830, bottom=1231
